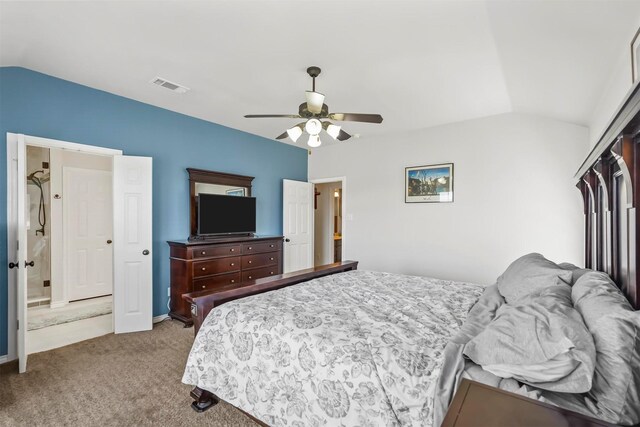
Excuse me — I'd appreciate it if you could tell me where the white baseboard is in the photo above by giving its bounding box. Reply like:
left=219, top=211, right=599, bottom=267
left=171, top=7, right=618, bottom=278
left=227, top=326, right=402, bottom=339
left=0, top=355, right=9, bottom=364
left=153, top=314, right=169, bottom=323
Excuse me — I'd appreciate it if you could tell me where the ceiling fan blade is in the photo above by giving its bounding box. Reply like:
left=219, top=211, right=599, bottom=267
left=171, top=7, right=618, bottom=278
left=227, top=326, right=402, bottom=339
left=244, top=114, right=302, bottom=119
left=337, top=129, right=351, bottom=141
left=328, top=113, right=383, bottom=124
left=305, top=91, right=325, bottom=114
left=276, top=131, right=289, bottom=140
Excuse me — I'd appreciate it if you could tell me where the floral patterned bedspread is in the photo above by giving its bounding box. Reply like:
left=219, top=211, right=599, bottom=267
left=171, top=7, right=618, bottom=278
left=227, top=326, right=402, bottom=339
left=182, top=270, right=484, bottom=426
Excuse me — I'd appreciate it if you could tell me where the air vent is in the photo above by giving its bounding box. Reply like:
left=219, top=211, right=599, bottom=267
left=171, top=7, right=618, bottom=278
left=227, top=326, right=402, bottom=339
left=150, top=76, right=189, bottom=94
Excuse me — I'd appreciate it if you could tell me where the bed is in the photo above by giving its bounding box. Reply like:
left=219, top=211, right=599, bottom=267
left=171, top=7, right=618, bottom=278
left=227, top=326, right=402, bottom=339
left=182, top=256, right=640, bottom=427
left=182, top=83, right=640, bottom=427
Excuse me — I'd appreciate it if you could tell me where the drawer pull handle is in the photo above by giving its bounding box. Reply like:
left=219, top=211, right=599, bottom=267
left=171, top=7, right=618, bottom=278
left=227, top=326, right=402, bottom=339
left=201, top=267, right=206, bottom=271
left=248, top=276, right=252, bottom=279
left=201, top=251, right=206, bottom=255
left=270, top=244, right=274, bottom=248
left=248, top=260, right=252, bottom=264
left=230, top=263, right=235, bottom=266
left=270, top=271, right=274, bottom=275
left=231, top=279, right=235, bottom=283
left=270, top=257, right=274, bottom=261
left=202, top=285, right=206, bottom=289
left=248, top=246, right=252, bottom=250
left=230, top=248, right=235, bottom=252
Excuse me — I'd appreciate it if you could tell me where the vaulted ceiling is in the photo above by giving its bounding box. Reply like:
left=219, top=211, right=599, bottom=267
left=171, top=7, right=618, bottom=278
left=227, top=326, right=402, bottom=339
left=2, top=1, right=640, bottom=147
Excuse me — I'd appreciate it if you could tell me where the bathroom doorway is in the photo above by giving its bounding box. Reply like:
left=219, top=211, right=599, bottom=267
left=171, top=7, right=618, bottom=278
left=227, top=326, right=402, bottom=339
left=24, top=145, right=114, bottom=354
left=8, top=132, right=154, bottom=373
left=311, top=177, right=346, bottom=267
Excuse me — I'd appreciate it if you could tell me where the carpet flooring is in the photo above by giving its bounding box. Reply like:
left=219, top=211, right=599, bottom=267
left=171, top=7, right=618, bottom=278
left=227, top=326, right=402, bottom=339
left=0, top=319, right=259, bottom=427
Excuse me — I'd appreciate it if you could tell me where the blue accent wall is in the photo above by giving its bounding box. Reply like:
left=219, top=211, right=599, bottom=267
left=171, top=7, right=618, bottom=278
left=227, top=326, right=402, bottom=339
left=0, top=67, right=308, bottom=356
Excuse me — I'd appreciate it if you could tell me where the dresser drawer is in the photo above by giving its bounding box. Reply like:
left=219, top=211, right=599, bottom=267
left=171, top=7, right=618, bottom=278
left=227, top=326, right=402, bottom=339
left=242, top=266, right=279, bottom=282
left=193, top=256, right=241, bottom=277
left=192, top=244, right=241, bottom=259
left=242, top=240, right=282, bottom=255
left=242, top=252, right=279, bottom=269
left=193, top=272, right=241, bottom=291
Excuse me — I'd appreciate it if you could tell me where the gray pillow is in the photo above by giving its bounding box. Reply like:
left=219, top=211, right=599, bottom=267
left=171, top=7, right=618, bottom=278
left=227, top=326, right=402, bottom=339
left=497, top=253, right=573, bottom=304
left=571, top=272, right=640, bottom=426
left=558, top=262, right=591, bottom=285
left=464, top=283, right=596, bottom=393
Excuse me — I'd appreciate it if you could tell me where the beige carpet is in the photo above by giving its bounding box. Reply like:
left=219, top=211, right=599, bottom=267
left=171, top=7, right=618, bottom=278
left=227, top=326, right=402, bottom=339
left=0, top=319, right=259, bottom=427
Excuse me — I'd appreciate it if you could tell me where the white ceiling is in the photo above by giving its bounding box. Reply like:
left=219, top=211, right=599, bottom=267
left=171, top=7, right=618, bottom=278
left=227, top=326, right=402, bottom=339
left=1, top=1, right=640, bottom=147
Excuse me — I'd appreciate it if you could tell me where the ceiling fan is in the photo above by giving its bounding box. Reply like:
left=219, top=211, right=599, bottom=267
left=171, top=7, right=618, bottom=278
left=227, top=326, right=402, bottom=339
left=244, top=66, right=383, bottom=148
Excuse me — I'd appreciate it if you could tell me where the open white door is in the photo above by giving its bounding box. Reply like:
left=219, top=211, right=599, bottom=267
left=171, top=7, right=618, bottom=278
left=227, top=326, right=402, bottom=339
left=14, top=135, right=28, bottom=373
left=113, top=156, right=153, bottom=334
left=282, top=179, right=313, bottom=273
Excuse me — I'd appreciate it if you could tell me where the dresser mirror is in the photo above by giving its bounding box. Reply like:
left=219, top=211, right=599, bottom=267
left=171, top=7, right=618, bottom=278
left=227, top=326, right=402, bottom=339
left=187, top=168, right=254, bottom=239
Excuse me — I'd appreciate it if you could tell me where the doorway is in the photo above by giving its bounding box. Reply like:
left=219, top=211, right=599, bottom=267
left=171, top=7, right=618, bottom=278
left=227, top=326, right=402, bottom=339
left=24, top=145, right=114, bottom=354
left=311, top=177, right=346, bottom=267
left=7, top=133, right=154, bottom=373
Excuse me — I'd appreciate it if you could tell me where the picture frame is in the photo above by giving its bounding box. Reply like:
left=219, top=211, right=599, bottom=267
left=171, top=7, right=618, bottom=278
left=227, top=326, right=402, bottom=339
left=405, top=163, right=454, bottom=203
left=632, top=26, right=640, bottom=83
left=225, top=188, right=246, bottom=197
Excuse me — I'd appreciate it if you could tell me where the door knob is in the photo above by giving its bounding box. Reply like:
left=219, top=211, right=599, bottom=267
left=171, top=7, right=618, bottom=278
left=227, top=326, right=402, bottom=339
left=8, top=262, right=19, bottom=269
left=142, top=249, right=150, bottom=255
left=25, top=261, right=35, bottom=268
left=285, top=238, right=290, bottom=242
left=107, top=240, right=113, bottom=244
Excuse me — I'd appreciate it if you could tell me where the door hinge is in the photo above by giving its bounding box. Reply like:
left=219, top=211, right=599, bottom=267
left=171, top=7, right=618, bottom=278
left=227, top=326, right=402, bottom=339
left=17, top=320, right=19, bottom=330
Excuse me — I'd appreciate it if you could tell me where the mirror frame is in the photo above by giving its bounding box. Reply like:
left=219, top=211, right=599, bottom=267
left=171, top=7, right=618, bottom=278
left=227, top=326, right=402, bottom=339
left=187, top=168, right=254, bottom=238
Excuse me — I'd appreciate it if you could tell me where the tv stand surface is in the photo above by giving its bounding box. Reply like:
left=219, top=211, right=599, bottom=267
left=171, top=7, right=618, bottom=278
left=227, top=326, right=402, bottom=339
left=187, top=233, right=255, bottom=242
left=167, top=235, right=283, bottom=326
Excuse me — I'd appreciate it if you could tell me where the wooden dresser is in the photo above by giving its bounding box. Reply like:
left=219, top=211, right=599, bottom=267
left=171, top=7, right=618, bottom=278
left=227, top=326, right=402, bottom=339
left=168, top=235, right=283, bottom=326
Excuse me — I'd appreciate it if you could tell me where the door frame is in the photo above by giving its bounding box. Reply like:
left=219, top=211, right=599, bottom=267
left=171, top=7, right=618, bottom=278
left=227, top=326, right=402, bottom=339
left=5, top=133, right=122, bottom=362
left=309, top=176, right=347, bottom=262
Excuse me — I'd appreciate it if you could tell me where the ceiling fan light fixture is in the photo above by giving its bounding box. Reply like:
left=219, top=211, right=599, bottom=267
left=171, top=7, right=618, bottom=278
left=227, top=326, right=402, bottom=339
left=326, top=123, right=341, bottom=140
left=307, top=134, right=321, bottom=148
left=305, top=118, right=322, bottom=136
left=305, top=91, right=325, bottom=114
left=286, top=125, right=303, bottom=142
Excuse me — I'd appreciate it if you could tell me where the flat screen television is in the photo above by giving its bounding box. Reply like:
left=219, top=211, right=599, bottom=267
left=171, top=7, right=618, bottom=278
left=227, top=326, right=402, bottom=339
left=197, top=193, right=256, bottom=236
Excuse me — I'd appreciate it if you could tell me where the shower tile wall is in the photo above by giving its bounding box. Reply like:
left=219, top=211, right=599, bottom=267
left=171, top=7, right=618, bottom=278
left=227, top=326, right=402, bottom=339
left=26, top=145, right=51, bottom=301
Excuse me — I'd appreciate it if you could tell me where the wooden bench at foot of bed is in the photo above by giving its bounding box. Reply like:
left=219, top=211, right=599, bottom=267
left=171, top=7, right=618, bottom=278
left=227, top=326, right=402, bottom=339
left=182, top=260, right=359, bottom=336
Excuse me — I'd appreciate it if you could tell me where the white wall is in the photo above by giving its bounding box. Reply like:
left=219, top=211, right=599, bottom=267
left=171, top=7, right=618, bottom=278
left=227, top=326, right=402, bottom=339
left=589, top=48, right=635, bottom=148
left=309, top=113, right=589, bottom=286
left=589, top=21, right=640, bottom=148
left=49, top=149, right=112, bottom=307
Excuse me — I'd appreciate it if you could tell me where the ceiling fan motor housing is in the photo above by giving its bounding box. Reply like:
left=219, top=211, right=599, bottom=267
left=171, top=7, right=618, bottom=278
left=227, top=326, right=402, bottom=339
left=299, top=102, right=328, bottom=118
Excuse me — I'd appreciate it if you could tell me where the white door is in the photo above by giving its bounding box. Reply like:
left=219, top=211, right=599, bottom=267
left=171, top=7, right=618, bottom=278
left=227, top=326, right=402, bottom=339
left=283, top=179, right=313, bottom=273
left=64, top=167, right=113, bottom=301
left=113, top=156, right=153, bottom=334
left=15, top=135, right=28, bottom=373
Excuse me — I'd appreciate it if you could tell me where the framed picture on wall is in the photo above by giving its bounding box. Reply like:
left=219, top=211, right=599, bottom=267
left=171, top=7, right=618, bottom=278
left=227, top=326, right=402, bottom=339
left=632, top=26, right=640, bottom=83
left=405, top=163, right=454, bottom=203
